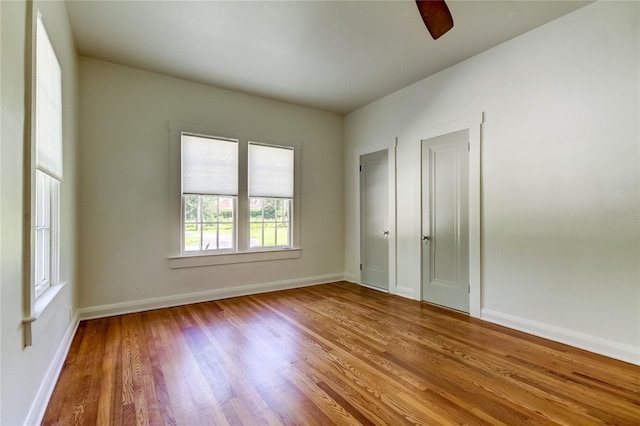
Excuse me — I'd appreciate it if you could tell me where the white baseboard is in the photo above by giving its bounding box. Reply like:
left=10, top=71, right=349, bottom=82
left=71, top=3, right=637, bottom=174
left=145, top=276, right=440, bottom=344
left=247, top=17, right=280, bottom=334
left=481, top=308, right=639, bottom=366
left=358, top=282, right=389, bottom=293
left=78, top=274, right=345, bottom=320
left=344, top=275, right=417, bottom=301
left=343, top=272, right=358, bottom=284
left=24, top=312, right=80, bottom=426
left=394, top=282, right=417, bottom=300
left=342, top=274, right=392, bottom=294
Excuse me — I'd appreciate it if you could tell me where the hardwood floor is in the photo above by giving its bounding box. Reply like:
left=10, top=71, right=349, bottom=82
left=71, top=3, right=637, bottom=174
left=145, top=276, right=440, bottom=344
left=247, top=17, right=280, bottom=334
left=44, top=282, right=639, bottom=425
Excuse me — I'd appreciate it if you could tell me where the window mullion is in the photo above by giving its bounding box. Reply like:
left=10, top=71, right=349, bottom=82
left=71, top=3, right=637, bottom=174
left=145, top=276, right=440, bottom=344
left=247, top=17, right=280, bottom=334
left=261, top=203, right=265, bottom=247
left=198, top=195, right=204, bottom=251
left=216, top=196, right=220, bottom=250
left=274, top=200, right=278, bottom=245
left=237, top=139, right=249, bottom=251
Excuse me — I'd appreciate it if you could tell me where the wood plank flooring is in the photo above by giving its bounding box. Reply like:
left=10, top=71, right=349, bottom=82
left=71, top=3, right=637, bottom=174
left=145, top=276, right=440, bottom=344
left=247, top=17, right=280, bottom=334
left=43, top=282, right=640, bottom=425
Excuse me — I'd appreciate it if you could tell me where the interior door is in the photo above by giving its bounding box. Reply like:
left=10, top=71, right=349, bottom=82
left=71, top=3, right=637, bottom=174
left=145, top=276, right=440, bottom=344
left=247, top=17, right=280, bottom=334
left=360, top=150, right=389, bottom=290
left=421, top=130, right=469, bottom=312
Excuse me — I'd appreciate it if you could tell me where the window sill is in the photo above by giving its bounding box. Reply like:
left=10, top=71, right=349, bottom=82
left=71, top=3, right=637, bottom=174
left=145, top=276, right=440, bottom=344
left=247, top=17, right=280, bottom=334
left=168, top=248, right=301, bottom=269
left=24, top=281, right=67, bottom=324
left=23, top=281, right=67, bottom=347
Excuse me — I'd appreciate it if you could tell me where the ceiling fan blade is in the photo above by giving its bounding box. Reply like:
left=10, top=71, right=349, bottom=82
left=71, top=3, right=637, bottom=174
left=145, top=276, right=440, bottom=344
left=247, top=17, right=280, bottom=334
left=415, top=0, right=454, bottom=40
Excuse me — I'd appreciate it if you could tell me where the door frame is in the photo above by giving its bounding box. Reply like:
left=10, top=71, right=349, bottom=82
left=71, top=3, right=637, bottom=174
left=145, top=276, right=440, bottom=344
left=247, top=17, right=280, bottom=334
left=354, top=141, right=397, bottom=294
left=418, top=113, right=483, bottom=317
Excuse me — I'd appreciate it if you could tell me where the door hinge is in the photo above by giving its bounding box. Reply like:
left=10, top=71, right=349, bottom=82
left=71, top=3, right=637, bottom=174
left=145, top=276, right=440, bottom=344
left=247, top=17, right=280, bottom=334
left=468, top=284, right=470, bottom=293
left=468, top=142, right=470, bottom=152
left=360, top=264, right=363, bottom=270
left=359, top=165, right=362, bottom=172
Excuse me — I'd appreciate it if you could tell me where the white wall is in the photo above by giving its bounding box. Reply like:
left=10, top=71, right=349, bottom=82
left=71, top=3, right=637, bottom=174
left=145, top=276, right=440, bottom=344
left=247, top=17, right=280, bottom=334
left=0, top=0, right=79, bottom=424
left=78, top=58, right=344, bottom=313
left=345, top=1, right=639, bottom=363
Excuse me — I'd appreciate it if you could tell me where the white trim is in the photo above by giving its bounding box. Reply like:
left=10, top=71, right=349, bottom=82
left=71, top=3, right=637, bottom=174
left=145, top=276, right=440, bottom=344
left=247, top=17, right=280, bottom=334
left=394, top=283, right=416, bottom=300
left=168, top=248, right=301, bottom=269
left=353, top=140, right=397, bottom=296
left=418, top=113, right=484, bottom=141
left=358, top=282, right=389, bottom=293
left=24, top=312, right=80, bottom=426
left=482, top=309, right=640, bottom=366
left=343, top=272, right=358, bottom=283
left=413, top=113, right=484, bottom=317
left=78, top=274, right=344, bottom=320
left=25, top=281, right=67, bottom=323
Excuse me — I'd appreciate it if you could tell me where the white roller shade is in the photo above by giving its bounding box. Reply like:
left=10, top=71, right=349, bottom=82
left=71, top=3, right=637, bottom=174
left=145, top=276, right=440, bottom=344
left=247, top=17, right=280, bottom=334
left=35, top=16, right=63, bottom=180
left=249, top=143, right=294, bottom=198
left=182, top=134, right=238, bottom=195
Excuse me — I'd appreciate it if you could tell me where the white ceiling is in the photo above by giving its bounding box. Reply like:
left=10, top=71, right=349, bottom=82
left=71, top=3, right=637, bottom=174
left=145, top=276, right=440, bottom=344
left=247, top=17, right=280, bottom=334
left=65, top=0, right=591, bottom=113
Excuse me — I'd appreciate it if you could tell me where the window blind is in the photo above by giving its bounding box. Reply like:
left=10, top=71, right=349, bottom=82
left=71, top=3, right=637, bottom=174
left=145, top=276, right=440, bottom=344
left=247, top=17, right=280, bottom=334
left=182, top=134, right=238, bottom=195
left=249, top=143, right=294, bottom=198
left=35, top=16, right=63, bottom=180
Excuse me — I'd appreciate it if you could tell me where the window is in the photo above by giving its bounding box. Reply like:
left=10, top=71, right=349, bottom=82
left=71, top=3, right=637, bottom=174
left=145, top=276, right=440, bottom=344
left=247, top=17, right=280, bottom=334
left=248, top=143, right=294, bottom=248
left=34, top=14, right=62, bottom=300
left=181, top=134, right=238, bottom=253
left=175, top=130, right=299, bottom=263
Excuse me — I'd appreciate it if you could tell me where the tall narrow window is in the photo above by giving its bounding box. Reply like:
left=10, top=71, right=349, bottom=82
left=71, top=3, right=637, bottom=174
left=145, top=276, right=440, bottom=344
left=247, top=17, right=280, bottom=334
left=181, top=134, right=238, bottom=253
left=248, top=143, right=294, bottom=248
left=34, top=14, right=62, bottom=299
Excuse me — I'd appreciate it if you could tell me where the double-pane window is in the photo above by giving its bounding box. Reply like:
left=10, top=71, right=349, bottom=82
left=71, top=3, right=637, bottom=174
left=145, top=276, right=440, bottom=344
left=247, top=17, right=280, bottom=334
left=180, top=134, right=294, bottom=253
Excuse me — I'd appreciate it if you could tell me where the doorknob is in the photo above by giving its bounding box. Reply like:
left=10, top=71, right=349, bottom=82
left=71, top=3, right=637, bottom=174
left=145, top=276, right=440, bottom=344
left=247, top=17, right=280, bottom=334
left=383, top=231, right=389, bottom=236
left=422, top=235, right=430, bottom=241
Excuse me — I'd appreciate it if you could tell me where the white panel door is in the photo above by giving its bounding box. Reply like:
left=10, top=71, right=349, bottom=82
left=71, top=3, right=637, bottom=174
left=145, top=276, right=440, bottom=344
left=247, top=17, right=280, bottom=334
left=360, top=150, right=389, bottom=290
left=421, top=130, right=469, bottom=312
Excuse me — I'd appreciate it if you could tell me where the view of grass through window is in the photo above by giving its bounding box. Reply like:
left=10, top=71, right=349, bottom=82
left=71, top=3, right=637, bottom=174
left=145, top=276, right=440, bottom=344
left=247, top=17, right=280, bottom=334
left=184, top=195, right=234, bottom=251
left=250, top=198, right=291, bottom=248
left=184, top=195, right=292, bottom=251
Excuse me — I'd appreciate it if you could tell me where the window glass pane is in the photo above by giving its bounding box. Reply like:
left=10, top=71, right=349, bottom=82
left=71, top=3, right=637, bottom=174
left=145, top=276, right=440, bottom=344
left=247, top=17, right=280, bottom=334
left=275, top=199, right=284, bottom=221
left=219, top=223, right=233, bottom=249
left=219, top=197, right=234, bottom=223
left=184, top=195, right=198, bottom=222
left=248, top=197, right=292, bottom=248
left=250, top=198, right=263, bottom=220
left=250, top=223, right=263, bottom=248
left=184, top=222, right=201, bottom=252
left=183, top=194, right=235, bottom=252
left=263, top=199, right=276, bottom=220
left=201, top=195, right=218, bottom=223
left=276, top=223, right=289, bottom=247
left=35, top=170, right=53, bottom=298
left=263, top=224, right=276, bottom=247
left=202, top=223, right=218, bottom=251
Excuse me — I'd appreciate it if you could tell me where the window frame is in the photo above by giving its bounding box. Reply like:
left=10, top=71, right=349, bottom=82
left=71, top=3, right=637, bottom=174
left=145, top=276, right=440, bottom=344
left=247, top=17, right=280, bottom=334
left=168, top=121, right=301, bottom=269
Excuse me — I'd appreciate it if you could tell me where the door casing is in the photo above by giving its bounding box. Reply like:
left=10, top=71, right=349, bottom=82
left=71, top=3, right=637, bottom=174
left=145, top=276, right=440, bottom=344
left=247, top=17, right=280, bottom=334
left=421, top=130, right=470, bottom=312
left=415, top=114, right=483, bottom=317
